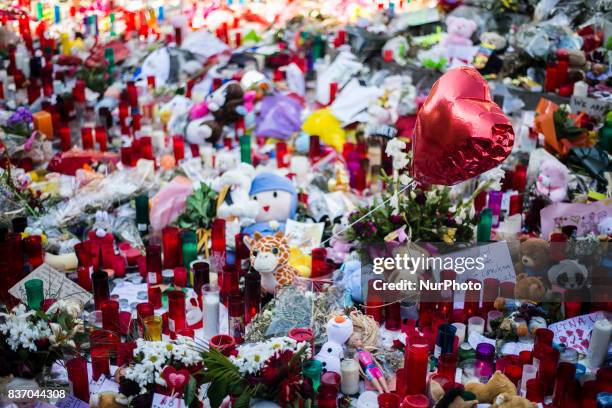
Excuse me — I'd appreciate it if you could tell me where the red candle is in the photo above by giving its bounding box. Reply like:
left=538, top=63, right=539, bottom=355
left=66, top=357, right=89, bottom=402
left=365, top=279, right=383, bottom=323
left=91, top=271, right=110, bottom=310
left=564, top=289, right=582, bottom=318
left=117, top=341, right=137, bottom=367
left=192, top=261, right=210, bottom=295
left=162, top=227, right=181, bottom=269
left=402, top=343, right=429, bottom=396
left=399, top=394, right=429, bottom=408
left=77, top=266, right=92, bottom=291
left=24, top=235, right=43, bottom=268
left=95, top=126, right=107, bottom=151
left=482, top=278, right=499, bottom=313
left=234, top=233, right=251, bottom=273
left=498, top=282, right=515, bottom=299
left=463, top=279, right=481, bottom=318
left=101, top=300, right=120, bottom=332
left=59, top=125, right=72, bottom=151
left=27, top=82, right=41, bottom=104
left=509, top=194, right=523, bottom=216
left=437, top=353, right=458, bottom=382
left=385, top=302, right=401, bottom=331
left=167, top=290, right=186, bottom=336
left=211, top=219, right=226, bottom=273
left=244, top=269, right=260, bottom=324
left=147, top=286, right=162, bottom=309
left=173, top=267, right=187, bottom=287
left=228, top=291, right=245, bottom=343
left=504, top=364, right=522, bottom=387
left=288, top=327, right=314, bottom=355
left=311, top=248, right=328, bottom=278
left=512, top=165, right=527, bottom=191
left=378, top=393, right=400, bottom=408
left=81, top=127, right=94, bottom=150
left=209, top=334, right=236, bottom=356
left=536, top=357, right=557, bottom=395
left=136, top=302, right=153, bottom=321
left=146, top=244, right=162, bottom=285
left=276, top=141, right=288, bottom=168
left=309, top=135, right=321, bottom=160
left=173, top=135, right=185, bottom=162
left=91, top=347, right=110, bottom=380
left=526, top=378, right=544, bottom=403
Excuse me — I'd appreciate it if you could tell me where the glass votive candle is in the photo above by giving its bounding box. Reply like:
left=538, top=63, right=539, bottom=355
left=526, top=378, right=544, bottom=403
left=177, top=328, right=195, bottom=339
left=504, top=364, right=522, bottom=387
left=437, top=353, right=458, bottom=382
left=91, top=347, right=110, bottom=381
left=101, top=300, right=120, bottom=332
left=24, top=235, right=44, bottom=268
left=475, top=343, right=495, bottom=382
left=378, top=393, right=401, bottom=408
left=209, top=334, right=236, bottom=356
left=147, top=286, right=162, bottom=309
left=24, top=278, right=44, bottom=311
left=399, top=394, right=429, bottom=408
left=321, top=371, right=341, bottom=390
left=91, top=270, right=110, bottom=310
left=66, top=357, right=89, bottom=402
left=202, top=284, right=220, bottom=338
left=173, top=267, right=187, bottom=287
left=486, top=310, right=503, bottom=332
left=167, top=290, right=186, bottom=336
left=452, top=322, right=466, bottom=345
left=136, top=302, right=154, bottom=321
left=143, top=315, right=162, bottom=341
left=467, top=316, right=485, bottom=337
left=520, top=364, right=537, bottom=396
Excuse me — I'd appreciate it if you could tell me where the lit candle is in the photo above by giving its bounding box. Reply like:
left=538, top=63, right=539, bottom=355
left=402, top=343, right=429, bottom=396
left=91, top=347, right=110, bottom=380
left=228, top=291, right=244, bottom=343
left=340, top=358, right=360, bottom=395
left=586, top=319, right=612, bottom=369
left=32, top=110, right=53, bottom=139
left=167, top=290, right=186, bottom=337
left=162, top=227, right=181, bottom=269
left=244, top=269, right=261, bottom=324
left=101, top=300, right=119, bottom=332
left=146, top=244, right=162, bottom=285
left=467, top=316, right=485, bottom=337
left=475, top=343, right=495, bottom=382
left=91, top=270, right=110, bottom=310
left=66, top=357, right=89, bottom=402
left=210, top=219, right=226, bottom=274
left=143, top=315, right=162, bottom=340
left=202, top=284, right=220, bottom=338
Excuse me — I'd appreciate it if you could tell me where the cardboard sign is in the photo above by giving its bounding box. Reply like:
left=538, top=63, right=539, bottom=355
left=9, top=264, right=93, bottom=307
left=570, top=96, right=611, bottom=119
left=548, top=311, right=611, bottom=354
left=540, top=200, right=612, bottom=239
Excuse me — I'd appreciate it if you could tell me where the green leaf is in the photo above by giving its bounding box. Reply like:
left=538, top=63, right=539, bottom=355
left=233, top=388, right=252, bottom=408
left=207, top=380, right=228, bottom=408
left=184, top=375, right=197, bottom=407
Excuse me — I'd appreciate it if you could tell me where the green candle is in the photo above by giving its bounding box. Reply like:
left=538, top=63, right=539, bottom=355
left=104, top=48, right=115, bottom=74
left=477, top=208, right=493, bottom=243
left=25, top=279, right=44, bottom=311
left=302, top=360, right=322, bottom=392
left=36, top=2, right=43, bottom=20
left=240, top=135, right=251, bottom=164
left=135, top=194, right=150, bottom=237
left=109, top=12, right=116, bottom=37
left=181, top=230, right=198, bottom=271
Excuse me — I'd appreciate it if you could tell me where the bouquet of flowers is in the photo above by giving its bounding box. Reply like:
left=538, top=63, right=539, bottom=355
left=117, top=337, right=201, bottom=407
left=201, top=337, right=313, bottom=408
left=0, top=300, right=85, bottom=379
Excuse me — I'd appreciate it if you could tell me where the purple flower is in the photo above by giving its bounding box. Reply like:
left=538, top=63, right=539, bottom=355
left=445, top=217, right=457, bottom=228
left=390, top=214, right=404, bottom=224
left=6, top=107, right=33, bottom=127
left=366, top=221, right=377, bottom=235
left=414, top=192, right=426, bottom=205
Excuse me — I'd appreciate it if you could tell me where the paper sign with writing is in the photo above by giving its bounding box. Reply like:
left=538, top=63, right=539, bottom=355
left=152, top=393, right=184, bottom=408
left=570, top=96, right=611, bottom=119
left=540, top=200, right=612, bottom=239
left=468, top=331, right=496, bottom=351
left=284, top=219, right=324, bottom=252
left=56, top=395, right=90, bottom=408
left=548, top=311, right=611, bottom=354
left=9, top=264, right=93, bottom=307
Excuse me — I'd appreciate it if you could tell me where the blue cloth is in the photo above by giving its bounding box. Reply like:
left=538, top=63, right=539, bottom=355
left=242, top=221, right=287, bottom=237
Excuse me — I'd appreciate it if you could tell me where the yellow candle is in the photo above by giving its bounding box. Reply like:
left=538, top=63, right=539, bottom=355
left=33, top=111, right=54, bottom=139
left=143, top=316, right=162, bottom=341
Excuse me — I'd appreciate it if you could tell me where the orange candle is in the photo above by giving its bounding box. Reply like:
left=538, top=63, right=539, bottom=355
left=32, top=111, right=53, bottom=139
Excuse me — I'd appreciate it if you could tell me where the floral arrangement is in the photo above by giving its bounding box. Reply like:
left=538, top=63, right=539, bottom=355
left=201, top=337, right=313, bottom=408
left=0, top=300, right=85, bottom=379
left=1, top=107, right=33, bottom=137
left=117, top=337, right=201, bottom=406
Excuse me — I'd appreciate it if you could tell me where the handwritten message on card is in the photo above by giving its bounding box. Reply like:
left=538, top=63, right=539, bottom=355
left=548, top=311, right=611, bottom=354
left=9, top=264, right=93, bottom=307
left=540, top=200, right=612, bottom=239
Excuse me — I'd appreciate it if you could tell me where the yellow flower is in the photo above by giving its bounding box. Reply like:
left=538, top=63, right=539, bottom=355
left=150, top=356, right=157, bottom=363
left=166, top=344, right=174, bottom=351
left=442, top=228, right=457, bottom=245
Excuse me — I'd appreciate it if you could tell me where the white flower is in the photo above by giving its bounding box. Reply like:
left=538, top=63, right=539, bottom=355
left=480, top=166, right=505, bottom=191
left=0, top=305, right=52, bottom=351
left=385, top=138, right=409, bottom=171
left=230, top=337, right=310, bottom=375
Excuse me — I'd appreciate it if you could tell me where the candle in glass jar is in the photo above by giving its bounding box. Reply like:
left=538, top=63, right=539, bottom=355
left=403, top=343, right=429, bottom=396
left=520, top=364, right=537, bottom=396
left=143, top=315, right=162, bottom=341
left=162, top=227, right=180, bottom=269
left=586, top=319, right=612, bottom=369
left=181, top=230, right=198, bottom=270
left=101, top=300, right=119, bottom=332
left=24, top=235, right=44, bottom=268
left=467, top=316, right=485, bottom=337
left=210, top=219, right=226, bottom=274
left=25, top=278, right=44, bottom=311
left=167, top=290, right=186, bottom=336
left=91, top=270, right=110, bottom=310
left=475, top=343, right=495, bottom=382
left=202, top=284, right=220, bottom=338
left=192, top=261, right=210, bottom=295
left=91, top=347, right=110, bottom=380
left=33, top=110, right=53, bottom=139
left=66, top=357, right=89, bottom=402
left=228, top=291, right=245, bottom=343
left=340, top=358, right=360, bottom=395
left=452, top=322, right=466, bottom=345
left=146, top=244, right=162, bottom=285
left=244, top=269, right=261, bottom=324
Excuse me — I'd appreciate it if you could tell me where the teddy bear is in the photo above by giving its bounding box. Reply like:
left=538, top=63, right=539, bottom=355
left=475, top=32, right=507, bottom=75
left=315, top=315, right=353, bottom=375
left=535, top=159, right=569, bottom=203
left=328, top=215, right=354, bottom=264
left=515, top=238, right=551, bottom=277
left=185, top=117, right=223, bottom=146
left=430, top=379, right=478, bottom=408
left=490, top=393, right=536, bottom=408
left=206, top=80, right=245, bottom=124
left=465, top=371, right=517, bottom=404
left=494, top=273, right=546, bottom=310
left=242, top=172, right=298, bottom=237
left=443, top=16, right=477, bottom=47
left=159, top=94, right=193, bottom=137
left=547, top=259, right=588, bottom=291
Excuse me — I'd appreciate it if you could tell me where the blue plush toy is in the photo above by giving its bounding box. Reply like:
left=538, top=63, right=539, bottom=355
left=242, top=172, right=298, bottom=236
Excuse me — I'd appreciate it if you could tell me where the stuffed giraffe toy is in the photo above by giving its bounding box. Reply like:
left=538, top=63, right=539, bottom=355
left=244, top=231, right=298, bottom=294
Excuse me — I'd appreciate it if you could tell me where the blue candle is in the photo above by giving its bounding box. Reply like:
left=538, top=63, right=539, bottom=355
left=157, top=6, right=165, bottom=21
left=54, top=5, right=61, bottom=24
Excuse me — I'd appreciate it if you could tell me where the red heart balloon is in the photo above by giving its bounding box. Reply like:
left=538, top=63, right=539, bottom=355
left=412, top=67, right=514, bottom=185
left=161, top=366, right=190, bottom=394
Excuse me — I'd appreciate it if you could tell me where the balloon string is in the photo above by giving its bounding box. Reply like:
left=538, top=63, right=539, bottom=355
left=319, top=182, right=414, bottom=247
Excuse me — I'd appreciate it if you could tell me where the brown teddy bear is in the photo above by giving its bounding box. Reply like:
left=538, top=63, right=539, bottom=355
left=490, top=393, right=537, bottom=408
left=515, top=238, right=550, bottom=278
left=465, top=371, right=517, bottom=403
left=494, top=273, right=546, bottom=310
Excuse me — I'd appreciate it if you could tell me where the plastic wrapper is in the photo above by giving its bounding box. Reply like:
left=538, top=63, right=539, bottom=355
left=38, top=160, right=157, bottom=229
left=514, top=21, right=582, bottom=60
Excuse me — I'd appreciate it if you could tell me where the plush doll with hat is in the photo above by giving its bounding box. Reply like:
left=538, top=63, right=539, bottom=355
left=242, top=172, right=298, bottom=236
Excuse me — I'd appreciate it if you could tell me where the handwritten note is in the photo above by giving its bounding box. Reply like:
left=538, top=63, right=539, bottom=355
left=284, top=219, right=324, bottom=252
left=540, top=200, right=612, bottom=239
left=548, top=311, right=611, bottom=354
left=56, top=395, right=90, bottom=408
left=152, top=393, right=184, bottom=408
left=570, top=96, right=611, bottom=119
left=9, top=264, right=93, bottom=307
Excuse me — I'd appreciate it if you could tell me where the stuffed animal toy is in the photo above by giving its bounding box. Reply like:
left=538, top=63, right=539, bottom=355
left=490, top=393, right=536, bottom=408
left=465, top=371, right=517, bottom=403
left=242, top=172, right=298, bottom=236
left=430, top=380, right=477, bottom=408
left=515, top=238, right=551, bottom=277
left=475, top=32, right=506, bottom=75
left=185, top=118, right=223, bottom=146
left=443, top=16, right=477, bottom=47
left=328, top=215, right=354, bottom=264
left=547, top=259, right=588, bottom=290
left=597, top=216, right=612, bottom=237
left=315, top=315, right=353, bottom=375
left=494, top=273, right=546, bottom=310
left=243, top=231, right=298, bottom=294
left=206, top=80, right=245, bottom=123
left=536, top=159, right=569, bottom=203
left=90, top=391, right=126, bottom=408
left=159, top=95, right=193, bottom=137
